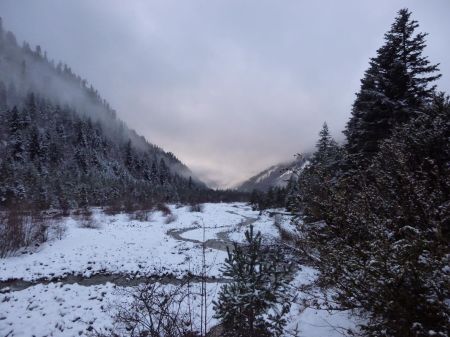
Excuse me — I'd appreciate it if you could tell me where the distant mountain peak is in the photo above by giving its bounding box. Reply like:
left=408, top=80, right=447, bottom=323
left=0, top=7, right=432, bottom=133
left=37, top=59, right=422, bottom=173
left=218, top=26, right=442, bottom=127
left=236, top=155, right=309, bottom=192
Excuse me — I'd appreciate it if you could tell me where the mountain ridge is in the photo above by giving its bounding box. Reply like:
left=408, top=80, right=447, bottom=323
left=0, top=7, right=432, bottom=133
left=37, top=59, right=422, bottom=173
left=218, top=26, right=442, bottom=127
left=236, top=155, right=309, bottom=192
left=0, top=18, right=207, bottom=208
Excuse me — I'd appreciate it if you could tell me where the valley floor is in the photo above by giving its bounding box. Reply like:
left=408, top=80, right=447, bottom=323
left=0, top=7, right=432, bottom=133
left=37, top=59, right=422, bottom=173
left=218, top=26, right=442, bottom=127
left=0, top=203, right=357, bottom=336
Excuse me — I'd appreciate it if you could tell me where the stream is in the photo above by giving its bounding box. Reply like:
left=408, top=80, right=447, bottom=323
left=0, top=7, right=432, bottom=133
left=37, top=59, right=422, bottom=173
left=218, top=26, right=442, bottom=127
left=0, top=213, right=259, bottom=292
left=166, top=212, right=259, bottom=252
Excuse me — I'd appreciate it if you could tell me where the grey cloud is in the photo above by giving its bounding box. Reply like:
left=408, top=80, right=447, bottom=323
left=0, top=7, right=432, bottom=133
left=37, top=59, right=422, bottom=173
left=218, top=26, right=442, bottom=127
left=1, top=0, right=449, bottom=187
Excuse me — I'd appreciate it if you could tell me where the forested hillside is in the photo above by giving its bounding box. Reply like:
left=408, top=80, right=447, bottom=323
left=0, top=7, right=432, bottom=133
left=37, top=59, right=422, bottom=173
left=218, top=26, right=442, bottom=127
left=0, top=18, right=206, bottom=209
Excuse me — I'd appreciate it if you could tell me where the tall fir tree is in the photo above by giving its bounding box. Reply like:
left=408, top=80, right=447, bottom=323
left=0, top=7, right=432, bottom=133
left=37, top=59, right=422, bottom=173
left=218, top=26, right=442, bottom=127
left=149, top=160, right=159, bottom=184
left=298, top=123, right=342, bottom=222
left=159, top=158, right=169, bottom=185
left=312, top=122, right=339, bottom=166
left=344, top=8, right=441, bottom=165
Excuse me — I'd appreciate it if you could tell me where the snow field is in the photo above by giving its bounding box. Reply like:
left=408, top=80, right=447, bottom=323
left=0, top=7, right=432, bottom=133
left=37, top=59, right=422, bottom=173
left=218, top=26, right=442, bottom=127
left=0, top=202, right=357, bottom=337
left=0, top=203, right=261, bottom=281
left=0, top=281, right=222, bottom=337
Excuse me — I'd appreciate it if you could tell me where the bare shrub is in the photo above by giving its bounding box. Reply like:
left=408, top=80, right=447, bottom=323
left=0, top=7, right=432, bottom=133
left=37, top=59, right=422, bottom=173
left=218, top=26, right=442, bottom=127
left=156, top=203, right=172, bottom=216
left=0, top=208, right=67, bottom=257
left=60, top=199, right=71, bottom=217
left=0, top=208, right=25, bottom=258
left=122, top=199, right=137, bottom=214
left=94, top=280, right=201, bottom=337
left=129, top=210, right=152, bottom=222
left=104, top=202, right=123, bottom=216
left=189, top=203, right=204, bottom=213
left=78, top=208, right=100, bottom=229
left=22, top=214, right=36, bottom=247
left=0, top=207, right=55, bottom=257
left=136, top=199, right=155, bottom=211
left=53, top=222, right=67, bottom=240
left=164, top=214, right=178, bottom=224
left=30, top=212, right=49, bottom=244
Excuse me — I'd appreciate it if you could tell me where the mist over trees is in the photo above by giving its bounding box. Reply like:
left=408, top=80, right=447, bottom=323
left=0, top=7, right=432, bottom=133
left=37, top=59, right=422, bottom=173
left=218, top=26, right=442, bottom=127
left=0, top=18, right=221, bottom=209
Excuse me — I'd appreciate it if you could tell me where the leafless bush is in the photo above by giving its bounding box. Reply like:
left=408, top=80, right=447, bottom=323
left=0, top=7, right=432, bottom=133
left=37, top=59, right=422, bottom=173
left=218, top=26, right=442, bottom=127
left=60, top=200, right=71, bottom=217
left=94, top=280, right=201, bottom=337
left=0, top=208, right=54, bottom=258
left=0, top=208, right=25, bottom=258
left=22, top=214, right=37, bottom=247
left=157, top=203, right=172, bottom=216
left=30, top=213, right=49, bottom=244
left=53, top=222, right=67, bottom=240
left=165, top=214, right=178, bottom=224
left=129, top=210, right=152, bottom=222
left=123, top=199, right=138, bottom=214
left=189, top=203, right=204, bottom=213
left=104, top=202, right=123, bottom=216
left=137, top=199, right=156, bottom=212
left=78, top=208, right=100, bottom=229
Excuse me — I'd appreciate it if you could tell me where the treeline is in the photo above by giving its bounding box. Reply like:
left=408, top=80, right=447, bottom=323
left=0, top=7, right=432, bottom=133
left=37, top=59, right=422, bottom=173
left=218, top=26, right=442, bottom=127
left=249, top=186, right=287, bottom=210
left=0, top=17, right=247, bottom=210
left=288, top=9, right=448, bottom=337
left=0, top=91, right=207, bottom=209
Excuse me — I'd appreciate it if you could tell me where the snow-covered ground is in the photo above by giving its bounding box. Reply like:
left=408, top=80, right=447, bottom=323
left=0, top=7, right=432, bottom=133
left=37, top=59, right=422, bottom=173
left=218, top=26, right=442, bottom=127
left=0, top=203, right=255, bottom=281
left=0, top=203, right=357, bottom=337
left=1, top=281, right=223, bottom=337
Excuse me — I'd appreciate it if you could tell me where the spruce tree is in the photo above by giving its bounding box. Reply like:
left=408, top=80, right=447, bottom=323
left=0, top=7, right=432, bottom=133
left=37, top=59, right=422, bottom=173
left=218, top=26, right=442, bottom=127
left=312, top=122, right=340, bottom=166
left=299, top=123, right=342, bottom=222
left=8, top=106, right=21, bottom=134
left=307, top=96, right=450, bottom=337
left=0, top=81, right=7, bottom=107
left=285, top=176, right=300, bottom=213
left=159, top=158, right=169, bottom=185
left=28, top=126, right=42, bottom=161
left=124, top=140, right=134, bottom=169
left=149, top=161, right=158, bottom=184
left=214, top=226, right=292, bottom=337
left=344, top=8, right=441, bottom=164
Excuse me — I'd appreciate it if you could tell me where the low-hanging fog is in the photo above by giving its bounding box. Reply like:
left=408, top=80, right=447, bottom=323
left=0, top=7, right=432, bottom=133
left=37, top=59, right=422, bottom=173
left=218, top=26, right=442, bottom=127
left=1, top=0, right=449, bottom=188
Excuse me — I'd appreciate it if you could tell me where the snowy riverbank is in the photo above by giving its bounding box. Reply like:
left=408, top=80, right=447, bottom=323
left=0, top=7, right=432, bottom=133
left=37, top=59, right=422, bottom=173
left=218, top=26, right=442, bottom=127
left=0, top=203, right=357, bottom=336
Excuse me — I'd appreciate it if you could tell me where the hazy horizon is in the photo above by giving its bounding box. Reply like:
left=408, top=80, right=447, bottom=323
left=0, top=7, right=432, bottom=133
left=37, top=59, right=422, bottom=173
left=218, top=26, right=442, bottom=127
left=1, top=0, right=449, bottom=188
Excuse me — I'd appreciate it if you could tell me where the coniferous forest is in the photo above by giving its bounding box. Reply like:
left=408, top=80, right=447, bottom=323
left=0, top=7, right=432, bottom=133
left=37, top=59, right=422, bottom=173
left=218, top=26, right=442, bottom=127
left=0, top=6, right=448, bottom=337
left=246, top=9, right=449, bottom=336
left=0, top=18, right=248, bottom=210
left=284, top=9, right=449, bottom=336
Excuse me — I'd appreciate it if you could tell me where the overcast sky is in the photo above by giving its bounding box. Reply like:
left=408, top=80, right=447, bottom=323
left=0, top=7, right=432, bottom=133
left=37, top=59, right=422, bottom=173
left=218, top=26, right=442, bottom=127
left=1, top=1, right=449, bottom=187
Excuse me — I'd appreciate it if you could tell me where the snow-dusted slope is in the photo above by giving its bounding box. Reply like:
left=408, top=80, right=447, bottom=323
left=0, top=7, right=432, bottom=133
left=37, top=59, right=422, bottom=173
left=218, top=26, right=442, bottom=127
left=0, top=21, right=206, bottom=208
left=236, top=155, right=309, bottom=192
